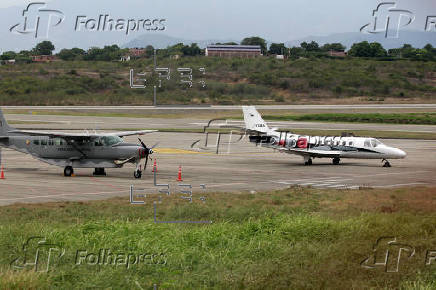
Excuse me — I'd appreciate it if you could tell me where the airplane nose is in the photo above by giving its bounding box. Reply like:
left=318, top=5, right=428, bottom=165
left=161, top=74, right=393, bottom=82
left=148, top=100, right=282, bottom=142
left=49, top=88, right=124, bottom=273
left=397, top=149, right=407, bottom=159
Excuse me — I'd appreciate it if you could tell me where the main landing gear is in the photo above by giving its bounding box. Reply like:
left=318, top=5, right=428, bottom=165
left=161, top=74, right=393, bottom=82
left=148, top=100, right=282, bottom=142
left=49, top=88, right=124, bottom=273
left=64, top=166, right=74, bottom=177
left=382, top=159, right=391, bottom=167
left=332, top=157, right=340, bottom=165
left=93, top=168, right=106, bottom=176
left=304, top=158, right=313, bottom=166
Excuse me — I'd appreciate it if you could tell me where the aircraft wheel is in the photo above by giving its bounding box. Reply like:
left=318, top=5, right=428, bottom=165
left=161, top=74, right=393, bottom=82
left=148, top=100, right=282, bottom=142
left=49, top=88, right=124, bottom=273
left=134, top=170, right=142, bottom=179
left=305, top=159, right=313, bottom=166
left=93, top=168, right=106, bottom=176
left=64, top=166, right=74, bottom=177
left=333, top=158, right=340, bottom=165
left=383, top=160, right=391, bottom=167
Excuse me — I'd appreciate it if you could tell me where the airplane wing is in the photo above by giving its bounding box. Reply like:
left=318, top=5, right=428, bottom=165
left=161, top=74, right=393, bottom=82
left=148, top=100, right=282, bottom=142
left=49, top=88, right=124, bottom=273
left=7, top=130, right=157, bottom=139
left=108, top=130, right=158, bottom=137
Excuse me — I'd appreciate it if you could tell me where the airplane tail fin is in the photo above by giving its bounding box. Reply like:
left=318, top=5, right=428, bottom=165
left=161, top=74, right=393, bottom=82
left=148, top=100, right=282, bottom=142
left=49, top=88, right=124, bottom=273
left=242, top=106, right=270, bottom=133
left=0, top=108, right=13, bottom=136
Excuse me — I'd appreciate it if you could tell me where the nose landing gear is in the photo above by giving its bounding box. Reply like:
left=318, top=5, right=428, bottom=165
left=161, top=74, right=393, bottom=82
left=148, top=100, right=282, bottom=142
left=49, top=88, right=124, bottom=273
left=134, top=170, right=142, bottom=179
left=134, top=163, right=142, bottom=179
left=382, top=159, right=391, bottom=167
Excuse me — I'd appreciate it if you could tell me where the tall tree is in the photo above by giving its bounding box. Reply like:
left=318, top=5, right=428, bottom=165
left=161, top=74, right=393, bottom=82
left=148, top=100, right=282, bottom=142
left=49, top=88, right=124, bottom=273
left=34, top=41, right=55, bottom=55
left=321, top=43, right=346, bottom=52
left=301, top=41, right=320, bottom=52
left=269, top=43, right=287, bottom=55
left=241, top=37, right=267, bottom=55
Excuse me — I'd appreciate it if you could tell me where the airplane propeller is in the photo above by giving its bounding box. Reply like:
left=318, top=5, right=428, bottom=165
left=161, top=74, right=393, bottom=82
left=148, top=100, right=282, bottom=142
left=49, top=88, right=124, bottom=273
left=138, top=138, right=158, bottom=170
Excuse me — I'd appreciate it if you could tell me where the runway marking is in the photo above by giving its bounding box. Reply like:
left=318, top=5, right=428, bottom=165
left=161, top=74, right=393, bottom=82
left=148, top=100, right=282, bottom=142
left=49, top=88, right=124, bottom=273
left=357, top=171, right=430, bottom=178
left=272, top=177, right=355, bottom=189
left=205, top=182, right=248, bottom=188
left=372, top=182, right=429, bottom=188
left=154, top=148, right=210, bottom=154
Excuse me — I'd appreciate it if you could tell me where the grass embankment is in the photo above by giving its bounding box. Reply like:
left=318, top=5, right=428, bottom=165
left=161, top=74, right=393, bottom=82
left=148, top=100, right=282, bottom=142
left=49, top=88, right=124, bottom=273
left=0, top=187, right=435, bottom=289
left=263, top=112, right=436, bottom=125
left=0, top=57, right=435, bottom=105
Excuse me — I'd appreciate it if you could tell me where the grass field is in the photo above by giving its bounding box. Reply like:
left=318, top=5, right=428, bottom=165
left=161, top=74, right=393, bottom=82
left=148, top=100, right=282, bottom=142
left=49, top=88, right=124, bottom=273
left=262, top=112, right=436, bottom=125
left=0, top=57, right=435, bottom=105
left=0, top=186, right=435, bottom=289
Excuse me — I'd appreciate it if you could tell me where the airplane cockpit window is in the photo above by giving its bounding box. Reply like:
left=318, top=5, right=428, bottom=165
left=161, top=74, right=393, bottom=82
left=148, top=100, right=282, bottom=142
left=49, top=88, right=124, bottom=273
left=100, top=136, right=123, bottom=146
left=371, top=139, right=382, bottom=147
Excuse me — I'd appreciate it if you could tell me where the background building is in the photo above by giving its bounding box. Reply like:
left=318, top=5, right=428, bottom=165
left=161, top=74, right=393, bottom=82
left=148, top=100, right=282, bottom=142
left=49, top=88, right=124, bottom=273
left=205, top=45, right=262, bottom=58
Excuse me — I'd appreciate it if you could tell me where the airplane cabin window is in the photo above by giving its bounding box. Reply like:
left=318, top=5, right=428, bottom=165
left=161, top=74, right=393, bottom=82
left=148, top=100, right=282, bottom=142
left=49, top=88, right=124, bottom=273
left=364, top=139, right=371, bottom=147
left=349, top=141, right=354, bottom=146
left=48, top=139, right=54, bottom=146
left=41, top=139, right=47, bottom=146
left=54, top=138, right=61, bottom=146
left=101, top=136, right=123, bottom=146
left=33, top=140, right=39, bottom=145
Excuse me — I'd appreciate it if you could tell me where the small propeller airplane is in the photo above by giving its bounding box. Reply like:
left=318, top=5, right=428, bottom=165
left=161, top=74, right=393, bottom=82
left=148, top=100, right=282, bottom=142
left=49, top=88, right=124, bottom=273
left=242, top=106, right=406, bottom=167
left=0, top=108, right=157, bottom=178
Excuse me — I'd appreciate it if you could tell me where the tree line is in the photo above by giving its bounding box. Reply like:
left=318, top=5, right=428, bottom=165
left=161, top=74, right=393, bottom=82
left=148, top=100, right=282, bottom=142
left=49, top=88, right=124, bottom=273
left=2, top=37, right=436, bottom=63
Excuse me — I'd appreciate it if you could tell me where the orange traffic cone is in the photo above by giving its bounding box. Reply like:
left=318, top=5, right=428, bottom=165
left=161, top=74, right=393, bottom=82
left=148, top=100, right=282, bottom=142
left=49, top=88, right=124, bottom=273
left=0, top=165, right=4, bottom=179
left=152, top=160, right=157, bottom=172
left=177, top=165, right=183, bottom=182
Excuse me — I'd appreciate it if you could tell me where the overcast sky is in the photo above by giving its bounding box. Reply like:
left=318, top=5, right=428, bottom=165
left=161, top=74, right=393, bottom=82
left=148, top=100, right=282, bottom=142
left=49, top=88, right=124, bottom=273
left=1, top=0, right=435, bottom=51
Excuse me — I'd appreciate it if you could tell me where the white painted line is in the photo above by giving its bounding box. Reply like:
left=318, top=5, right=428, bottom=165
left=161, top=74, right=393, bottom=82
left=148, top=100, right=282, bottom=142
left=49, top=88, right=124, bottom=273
left=325, top=184, right=349, bottom=188
left=298, top=183, right=316, bottom=186
left=373, top=182, right=429, bottom=188
left=205, top=182, right=248, bottom=188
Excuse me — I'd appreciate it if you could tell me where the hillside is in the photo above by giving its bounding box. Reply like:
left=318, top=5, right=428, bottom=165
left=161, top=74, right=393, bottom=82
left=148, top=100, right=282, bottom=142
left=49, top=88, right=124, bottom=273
left=0, top=57, right=435, bottom=105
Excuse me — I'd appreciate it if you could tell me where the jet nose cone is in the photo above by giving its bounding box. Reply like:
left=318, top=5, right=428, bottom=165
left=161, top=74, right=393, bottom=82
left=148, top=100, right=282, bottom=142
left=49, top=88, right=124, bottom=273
left=397, top=149, right=407, bottom=159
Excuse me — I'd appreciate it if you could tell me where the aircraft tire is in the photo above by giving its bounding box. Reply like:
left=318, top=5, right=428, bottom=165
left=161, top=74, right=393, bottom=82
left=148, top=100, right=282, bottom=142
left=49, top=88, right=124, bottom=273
left=134, top=170, right=142, bottom=179
left=64, top=166, right=74, bottom=177
left=333, top=158, right=340, bottom=165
